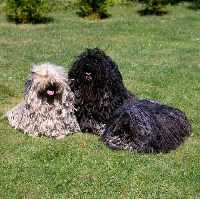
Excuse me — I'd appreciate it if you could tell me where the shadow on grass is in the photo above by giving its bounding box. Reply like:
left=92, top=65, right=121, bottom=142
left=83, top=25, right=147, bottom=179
left=6, top=15, right=54, bottom=24
left=76, top=11, right=112, bottom=20
left=137, top=8, right=168, bottom=16
left=187, top=4, right=200, bottom=10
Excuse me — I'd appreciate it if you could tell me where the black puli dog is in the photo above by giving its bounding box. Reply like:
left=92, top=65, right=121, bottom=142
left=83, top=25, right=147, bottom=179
left=68, top=48, right=136, bottom=135
left=101, top=98, right=192, bottom=154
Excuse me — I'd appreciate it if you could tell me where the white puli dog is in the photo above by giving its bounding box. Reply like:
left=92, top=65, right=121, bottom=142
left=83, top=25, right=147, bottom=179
left=6, top=63, right=80, bottom=138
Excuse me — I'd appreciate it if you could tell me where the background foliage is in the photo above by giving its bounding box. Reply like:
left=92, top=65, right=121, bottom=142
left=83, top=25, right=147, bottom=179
left=0, top=1, right=199, bottom=198
left=3, top=0, right=200, bottom=23
left=77, top=0, right=114, bottom=19
left=5, top=0, right=52, bottom=23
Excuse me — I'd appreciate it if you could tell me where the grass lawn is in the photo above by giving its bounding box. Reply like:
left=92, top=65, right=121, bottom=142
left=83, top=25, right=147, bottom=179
left=0, top=2, right=199, bottom=198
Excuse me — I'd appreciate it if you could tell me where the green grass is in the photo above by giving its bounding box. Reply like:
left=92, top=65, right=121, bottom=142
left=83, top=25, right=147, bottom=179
left=0, top=2, right=200, bottom=198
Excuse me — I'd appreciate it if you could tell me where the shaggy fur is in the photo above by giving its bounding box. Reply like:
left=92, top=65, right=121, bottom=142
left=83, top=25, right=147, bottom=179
left=6, top=63, right=80, bottom=138
left=68, top=48, right=136, bottom=135
left=101, top=98, right=192, bottom=153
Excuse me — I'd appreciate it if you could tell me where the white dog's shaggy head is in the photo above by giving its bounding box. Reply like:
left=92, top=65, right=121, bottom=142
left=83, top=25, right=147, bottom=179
left=6, top=63, right=80, bottom=139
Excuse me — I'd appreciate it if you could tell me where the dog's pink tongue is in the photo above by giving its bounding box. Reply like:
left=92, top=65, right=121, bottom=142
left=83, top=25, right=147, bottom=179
left=47, top=90, right=54, bottom=96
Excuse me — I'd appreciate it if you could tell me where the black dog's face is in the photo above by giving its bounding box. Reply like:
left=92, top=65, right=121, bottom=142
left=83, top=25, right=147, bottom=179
left=81, top=58, right=103, bottom=84
left=69, top=48, right=128, bottom=96
left=69, top=57, right=105, bottom=91
left=83, top=62, right=95, bottom=82
left=85, top=71, right=92, bottom=81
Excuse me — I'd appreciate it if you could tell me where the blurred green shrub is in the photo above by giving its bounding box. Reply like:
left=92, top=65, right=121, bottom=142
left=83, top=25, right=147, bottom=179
left=5, top=0, right=52, bottom=23
left=78, top=0, right=115, bottom=19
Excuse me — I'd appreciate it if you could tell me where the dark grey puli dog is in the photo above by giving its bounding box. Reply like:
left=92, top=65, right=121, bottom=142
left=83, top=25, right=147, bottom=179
left=101, top=98, right=192, bottom=153
left=68, top=48, right=136, bottom=135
